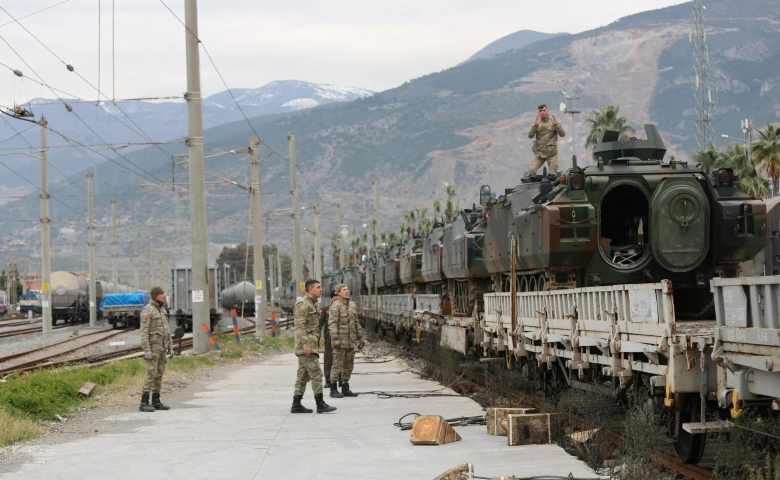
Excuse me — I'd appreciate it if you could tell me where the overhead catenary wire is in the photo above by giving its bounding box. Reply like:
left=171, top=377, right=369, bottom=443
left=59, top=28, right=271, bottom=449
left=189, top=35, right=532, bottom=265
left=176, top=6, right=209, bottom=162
left=157, top=0, right=325, bottom=205
left=0, top=1, right=71, bottom=29
left=0, top=15, right=182, bottom=192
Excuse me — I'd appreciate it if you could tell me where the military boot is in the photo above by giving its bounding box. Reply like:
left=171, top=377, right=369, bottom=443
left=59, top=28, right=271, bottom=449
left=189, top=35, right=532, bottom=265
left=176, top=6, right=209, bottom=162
left=139, top=393, right=155, bottom=412
left=341, top=383, right=358, bottom=397
left=323, top=376, right=332, bottom=389
left=151, top=393, right=171, bottom=410
left=314, top=393, right=336, bottom=413
left=329, top=381, right=344, bottom=398
left=291, top=395, right=313, bottom=414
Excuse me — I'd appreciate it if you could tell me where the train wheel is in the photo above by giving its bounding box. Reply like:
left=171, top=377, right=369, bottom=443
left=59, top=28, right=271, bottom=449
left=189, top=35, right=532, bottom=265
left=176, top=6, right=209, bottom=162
left=673, top=393, right=707, bottom=464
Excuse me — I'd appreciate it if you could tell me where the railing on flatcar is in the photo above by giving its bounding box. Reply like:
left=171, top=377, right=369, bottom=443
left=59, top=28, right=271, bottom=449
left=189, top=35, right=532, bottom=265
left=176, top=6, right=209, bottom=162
left=712, top=275, right=780, bottom=410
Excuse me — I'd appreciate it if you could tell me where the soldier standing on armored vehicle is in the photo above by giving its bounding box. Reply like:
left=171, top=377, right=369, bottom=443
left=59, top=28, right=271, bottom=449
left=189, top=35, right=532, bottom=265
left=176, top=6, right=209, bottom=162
left=328, top=283, right=364, bottom=398
left=291, top=279, right=336, bottom=414
left=139, top=286, right=172, bottom=412
left=528, top=104, right=565, bottom=176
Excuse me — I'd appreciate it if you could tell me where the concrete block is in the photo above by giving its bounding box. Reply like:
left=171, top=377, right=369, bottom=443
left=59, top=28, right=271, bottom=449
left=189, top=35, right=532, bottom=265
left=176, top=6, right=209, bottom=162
left=507, top=413, right=565, bottom=446
left=486, top=407, right=536, bottom=436
left=78, top=382, right=96, bottom=397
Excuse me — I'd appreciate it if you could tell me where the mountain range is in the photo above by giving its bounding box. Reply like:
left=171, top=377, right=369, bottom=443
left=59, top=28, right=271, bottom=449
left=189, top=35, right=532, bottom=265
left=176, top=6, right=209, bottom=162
left=3, top=0, right=780, bottom=278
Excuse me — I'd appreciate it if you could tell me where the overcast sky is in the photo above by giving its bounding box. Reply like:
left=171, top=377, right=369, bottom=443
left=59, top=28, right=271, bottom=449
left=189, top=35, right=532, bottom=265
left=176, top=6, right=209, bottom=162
left=0, top=0, right=688, bottom=107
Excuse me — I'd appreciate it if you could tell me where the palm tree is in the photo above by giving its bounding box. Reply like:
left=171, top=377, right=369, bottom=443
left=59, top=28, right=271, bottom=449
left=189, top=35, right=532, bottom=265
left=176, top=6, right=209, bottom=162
left=444, top=184, right=457, bottom=222
left=330, top=234, right=340, bottom=269
left=694, top=145, right=720, bottom=174
left=751, top=124, right=780, bottom=195
left=711, top=142, right=768, bottom=198
left=584, top=105, right=635, bottom=150
left=418, top=208, right=428, bottom=230
left=433, top=200, right=441, bottom=222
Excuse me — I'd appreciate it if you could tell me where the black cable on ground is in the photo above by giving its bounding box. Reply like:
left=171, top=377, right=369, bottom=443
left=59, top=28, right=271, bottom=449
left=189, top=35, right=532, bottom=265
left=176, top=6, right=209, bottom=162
left=392, top=412, right=486, bottom=431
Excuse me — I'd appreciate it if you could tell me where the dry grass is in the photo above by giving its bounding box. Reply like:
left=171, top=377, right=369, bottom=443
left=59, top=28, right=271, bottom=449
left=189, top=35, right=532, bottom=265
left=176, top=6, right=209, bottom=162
left=0, top=408, right=42, bottom=447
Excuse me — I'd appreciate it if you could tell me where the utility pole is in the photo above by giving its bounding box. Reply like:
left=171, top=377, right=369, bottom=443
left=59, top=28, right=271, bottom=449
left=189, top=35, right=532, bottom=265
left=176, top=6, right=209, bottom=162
left=87, top=173, right=97, bottom=327
left=268, top=254, right=275, bottom=306
left=337, top=204, right=344, bottom=270
left=276, top=253, right=282, bottom=291
left=40, top=116, right=52, bottom=336
left=22, top=258, right=27, bottom=294
left=313, top=202, right=322, bottom=280
left=561, top=89, right=582, bottom=166
left=288, top=132, right=303, bottom=292
left=373, top=179, right=380, bottom=249
left=133, top=224, right=139, bottom=288
left=111, top=199, right=118, bottom=285
left=249, top=135, right=267, bottom=333
left=185, top=0, right=209, bottom=353
left=146, top=240, right=151, bottom=289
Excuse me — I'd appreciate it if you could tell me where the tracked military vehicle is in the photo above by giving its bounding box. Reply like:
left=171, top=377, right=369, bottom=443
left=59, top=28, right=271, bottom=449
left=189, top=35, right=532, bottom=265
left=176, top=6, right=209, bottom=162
left=482, top=124, right=767, bottom=318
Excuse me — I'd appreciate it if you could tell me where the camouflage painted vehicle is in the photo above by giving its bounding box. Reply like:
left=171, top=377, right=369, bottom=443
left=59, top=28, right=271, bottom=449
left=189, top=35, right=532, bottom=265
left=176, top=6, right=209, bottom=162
left=382, top=243, right=403, bottom=292
left=441, top=206, right=491, bottom=316
left=482, top=124, right=767, bottom=318
left=421, top=223, right=446, bottom=294
left=399, top=234, right=425, bottom=293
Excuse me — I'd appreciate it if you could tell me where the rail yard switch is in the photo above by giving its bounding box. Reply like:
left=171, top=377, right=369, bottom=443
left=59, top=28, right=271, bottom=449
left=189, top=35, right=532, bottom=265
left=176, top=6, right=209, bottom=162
left=486, top=407, right=536, bottom=436
left=78, top=382, right=96, bottom=397
left=507, top=413, right=565, bottom=446
left=410, top=415, right=461, bottom=445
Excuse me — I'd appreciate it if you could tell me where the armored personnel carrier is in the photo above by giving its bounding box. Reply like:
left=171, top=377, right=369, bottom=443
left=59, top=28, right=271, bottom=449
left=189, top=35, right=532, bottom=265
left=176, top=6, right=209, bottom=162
left=482, top=124, right=767, bottom=318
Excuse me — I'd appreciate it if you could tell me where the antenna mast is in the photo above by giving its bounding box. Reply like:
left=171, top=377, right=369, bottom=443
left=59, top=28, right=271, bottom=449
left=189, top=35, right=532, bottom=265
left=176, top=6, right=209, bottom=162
left=692, top=0, right=715, bottom=159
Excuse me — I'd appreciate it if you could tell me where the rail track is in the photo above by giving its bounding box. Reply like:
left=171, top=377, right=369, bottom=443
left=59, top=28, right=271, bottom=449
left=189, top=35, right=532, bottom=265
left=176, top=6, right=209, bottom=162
left=378, top=332, right=713, bottom=480
left=0, top=316, right=290, bottom=377
left=0, top=324, right=72, bottom=339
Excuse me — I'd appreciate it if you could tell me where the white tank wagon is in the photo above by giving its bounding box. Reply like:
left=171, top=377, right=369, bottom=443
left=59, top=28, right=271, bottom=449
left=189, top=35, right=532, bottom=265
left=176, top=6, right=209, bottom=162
left=220, top=281, right=256, bottom=317
left=50, top=271, right=135, bottom=324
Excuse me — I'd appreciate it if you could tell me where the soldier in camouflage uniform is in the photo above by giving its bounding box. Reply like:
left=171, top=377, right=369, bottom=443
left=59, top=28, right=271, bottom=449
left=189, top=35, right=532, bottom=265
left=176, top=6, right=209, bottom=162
left=319, top=289, right=340, bottom=388
left=139, top=286, right=172, bottom=412
left=528, top=104, right=566, bottom=176
left=291, top=279, right=336, bottom=414
left=328, top=283, right=364, bottom=398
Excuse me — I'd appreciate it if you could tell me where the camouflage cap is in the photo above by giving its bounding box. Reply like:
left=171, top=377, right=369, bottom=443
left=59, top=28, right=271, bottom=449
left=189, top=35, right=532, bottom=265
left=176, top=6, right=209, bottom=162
left=335, top=283, right=347, bottom=293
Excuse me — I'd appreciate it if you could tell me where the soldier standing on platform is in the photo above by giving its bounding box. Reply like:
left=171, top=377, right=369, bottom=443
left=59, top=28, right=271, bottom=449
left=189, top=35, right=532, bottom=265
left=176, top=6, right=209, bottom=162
left=320, top=289, right=340, bottom=388
left=328, top=283, right=365, bottom=398
left=528, top=104, right=566, bottom=176
left=291, top=279, right=337, bottom=414
left=139, top=286, right=172, bottom=412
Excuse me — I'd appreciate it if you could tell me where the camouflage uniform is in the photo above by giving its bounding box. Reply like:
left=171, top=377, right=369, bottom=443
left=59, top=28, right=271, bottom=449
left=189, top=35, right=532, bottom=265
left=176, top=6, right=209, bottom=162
left=319, top=305, right=333, bottom=383
left=293, top=293, right=323, bottom=396
left=140, top=299, right=171, bottom=394
left=328, top=298, right=364, bottom=384
left=528, top=117, right=566, bottom=175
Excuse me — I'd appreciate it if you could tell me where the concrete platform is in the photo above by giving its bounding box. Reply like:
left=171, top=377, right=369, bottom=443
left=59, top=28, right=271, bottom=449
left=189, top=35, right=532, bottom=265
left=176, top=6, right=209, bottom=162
left=0, top=352, right=603, bottom=480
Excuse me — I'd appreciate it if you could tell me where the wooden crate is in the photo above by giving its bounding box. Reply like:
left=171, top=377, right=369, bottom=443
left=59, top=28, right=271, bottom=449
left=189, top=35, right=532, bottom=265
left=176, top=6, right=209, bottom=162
left=507, top=413, right=565, bottom=446
left=410, top=415, right=461, bottom=445
left=486, top=407, right=536, bottom=436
